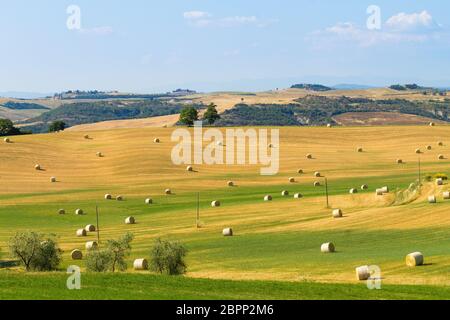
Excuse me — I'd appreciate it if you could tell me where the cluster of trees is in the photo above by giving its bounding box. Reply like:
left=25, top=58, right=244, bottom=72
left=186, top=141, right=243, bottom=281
left=179, top=103, right=220, bottom=126
left=290, top=83, right=333, bottom=91
left=2, top=102, right=49, bottom=110
left=5, top=231, right=187, bottom=276
left=0, top=119, right=28, bottom=137
left=48, top=121, right=66, bottom=132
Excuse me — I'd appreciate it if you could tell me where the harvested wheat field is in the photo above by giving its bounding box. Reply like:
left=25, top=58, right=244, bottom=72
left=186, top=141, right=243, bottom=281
left=1, top=125, right=450, bottom=299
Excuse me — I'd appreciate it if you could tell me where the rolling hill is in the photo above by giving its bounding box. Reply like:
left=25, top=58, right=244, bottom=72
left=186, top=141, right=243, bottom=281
left=0, top=125, right=450, bottom=299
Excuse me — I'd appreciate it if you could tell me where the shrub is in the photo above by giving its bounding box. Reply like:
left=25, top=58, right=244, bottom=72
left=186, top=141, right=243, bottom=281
left=150, top=238, right=187, bottom=275
left=8, top=232, right=62, bottom=271
left=434, top=173, right=448, bottom=180
left=85, top=250, right=112, bottom=272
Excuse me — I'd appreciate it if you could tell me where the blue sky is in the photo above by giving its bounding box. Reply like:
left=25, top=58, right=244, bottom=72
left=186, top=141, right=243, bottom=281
left=1, top=0, right=449, bottom=93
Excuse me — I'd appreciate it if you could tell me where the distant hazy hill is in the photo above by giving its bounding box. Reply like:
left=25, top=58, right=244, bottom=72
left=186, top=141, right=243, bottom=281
left=215, top=95, right=450, bottom=126
left=332, top=84, right=375, bottom=90
left=290, top=84, right=333, bottom=91
left=19, top=100, right=203, bottom=133
left=0, top=92, right=51, bottom=99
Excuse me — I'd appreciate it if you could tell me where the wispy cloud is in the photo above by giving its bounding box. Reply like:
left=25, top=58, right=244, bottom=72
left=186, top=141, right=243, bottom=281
left=224, top=49, right=240, bottom=57
left=183, top=11, right=210, bottom=20
left=386, top=11, right=440, bottom=31
left=310, top=11, right=445, bottom=47
left=183, top=11, right=276, bottom=28
left=78, top=26, right=114, bottom=36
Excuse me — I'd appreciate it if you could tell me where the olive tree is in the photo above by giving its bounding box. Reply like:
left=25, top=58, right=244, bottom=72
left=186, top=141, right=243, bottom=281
left=150, top=238, right=187, bottom=275
left=8, top=232, right=62, bottom=271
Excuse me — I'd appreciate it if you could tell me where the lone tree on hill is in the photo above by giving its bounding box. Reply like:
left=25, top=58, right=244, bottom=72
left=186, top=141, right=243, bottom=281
left=203, top=103, right=220, bottom=125
left=179, top=107, right=198, bottom=126
left=48, top=121, right=66, bottom=132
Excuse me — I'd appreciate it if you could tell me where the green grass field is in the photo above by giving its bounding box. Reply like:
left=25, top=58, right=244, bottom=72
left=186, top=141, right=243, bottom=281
left=1, top=126, right=450, bottom=299
left=1, top=272, right=449, bottom=300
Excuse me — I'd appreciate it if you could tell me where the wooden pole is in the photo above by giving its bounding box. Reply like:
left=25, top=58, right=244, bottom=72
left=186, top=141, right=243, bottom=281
left=196, top=192, right=200, bottom=229
left=96, top=205, right=100, bottom=245
left=418, top=156, right=421, bottom=186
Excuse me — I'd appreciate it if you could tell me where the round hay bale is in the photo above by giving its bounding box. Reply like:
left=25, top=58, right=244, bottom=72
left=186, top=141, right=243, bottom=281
left=332, top=209, right=343, bottom=218
left=321, top=242, right=335, bottom=253
left=217, top=141, right=223, bottom=146
left=145, top=198, right=153, bottom=205
left=85, top=241, right=98, bottom=251
left=96, top=152, right=103, bottom=157
left=227, top=181, right=234, bottom=187
left=314, top=181, right=321, bottom=187
left=211, top=200, right=221, bottom=207
left=426, top=145, right=432, bottom=151
left=34, top=164, right=41, bottom=170
left=116, top=195, right=124, bottom=201
left=397, top=159, right=403, bottom=164
left=349, top=188, right=358, bottom=194
left=165, top=189, right=172, bottom=195
left=429, top=122, right=435, bottom=127
left=268, top=143, right=274, bottom=148
left=133, top=258, right=149, bottom=271
left=50, top=177, right=56, bottom=183
left=376, top=189, right=384, bottom=196
left=85, top=224, right=96, bottom=232
left=294, top=193, right=303, bottom=199
left=76, top=229, right=87, bottom=237
left=415, top=148, right=421, bottom=154
left=3, top=137, right=10, bottom=143
left=154, top=138, right=160, bottom=143
left=84, top=134, right=89, bottom=139
left=428, top=195, right=437, bottom=203
left=71, top=249, right=83, bottom=260
left=264, top=195, right=272, bottom=201
left=327, top=124, right=332, bottom=128
left=104, top=194, right=112, bottom=200
left=75, top=209, right=84, bottom=215
left=361, top=184, right=368, bottom=190
left=381, top=186, right=389, bottom=193
left=297, top=169, right=304, bottom=174
left=438, top=141, right=444, bottom=146
left=281, top=190, right=289, bottom=196
left=443, top=191, right=450, bottom=200
left=186, top=166, right=194, bottom=172
left=357, top=147, right=363, bottom=153
left=223, top=228, right=233, bottom=237
left=436, top=178, right=444, bottom=186
left=438, top=154, right=445, bottom=160
left=355, top=266, right=370, bottom=281
left=58, top=209, right=65, bottom=215
left=406, top=252, right=424, bottom=267
left=314, top=172, right=321, bottom=177
left=289, top=177, right=295, bottom=183
left=306, top=154, right=313, bottom=159
left=125, top=216, right=136, bottom=224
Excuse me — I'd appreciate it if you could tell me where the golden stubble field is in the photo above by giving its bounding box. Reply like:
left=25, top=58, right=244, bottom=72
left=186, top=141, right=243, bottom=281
left=1, top=125, right=450, bottom=285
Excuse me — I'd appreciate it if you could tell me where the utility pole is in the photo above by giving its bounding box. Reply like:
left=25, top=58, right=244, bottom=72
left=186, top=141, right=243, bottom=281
left=418, top=156, right=422, bottom=186
left=196, top=192, right=200, bottom=229
left=325, top=177, right=330, bottom=208
left=96, top=205, right=100, bottom=245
